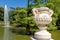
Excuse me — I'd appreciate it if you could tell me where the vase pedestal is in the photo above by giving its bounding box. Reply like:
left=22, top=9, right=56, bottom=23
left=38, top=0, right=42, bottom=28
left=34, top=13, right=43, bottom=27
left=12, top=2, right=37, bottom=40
left=31, top=37, right=53, bottom=40
left=31, top=26, right=53, bottom=40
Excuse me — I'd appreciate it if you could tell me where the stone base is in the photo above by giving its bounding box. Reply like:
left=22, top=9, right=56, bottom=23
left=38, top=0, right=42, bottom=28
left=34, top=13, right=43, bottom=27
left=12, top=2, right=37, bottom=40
left=30, top=37, right=36, bottom=40
left=31, top=37, right=54, bottom=40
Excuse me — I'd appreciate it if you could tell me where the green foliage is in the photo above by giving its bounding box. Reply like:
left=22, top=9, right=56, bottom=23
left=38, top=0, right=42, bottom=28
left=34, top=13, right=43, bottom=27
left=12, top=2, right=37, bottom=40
left=0, top=7, right=4, bottom=21
left=42, top=0, right=60, bottom=30
left=9, top=8, right=27, bottom=27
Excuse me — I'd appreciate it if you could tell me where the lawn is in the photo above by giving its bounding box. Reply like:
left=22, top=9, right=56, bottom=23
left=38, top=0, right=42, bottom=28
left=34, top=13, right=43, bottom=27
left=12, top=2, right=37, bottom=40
left=0, top=27, right=30, bottom=40
left=0, top=27, right=60, bottom=40
left=50, top=30, right=60, bottom=40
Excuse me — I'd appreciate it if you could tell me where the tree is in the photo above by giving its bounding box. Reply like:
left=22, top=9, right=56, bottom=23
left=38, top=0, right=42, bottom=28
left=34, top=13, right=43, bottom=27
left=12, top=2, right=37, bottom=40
left=0, top=7, right=4, bottom=21
left=9, top=8, right=27, bottom=27
left=43, top=0, right=60, bottom=30
left=26, top=0, right=31, bottom=35
left=25, top=0, right=41, bottom=35
left=56, top=14, right=60, bottom=30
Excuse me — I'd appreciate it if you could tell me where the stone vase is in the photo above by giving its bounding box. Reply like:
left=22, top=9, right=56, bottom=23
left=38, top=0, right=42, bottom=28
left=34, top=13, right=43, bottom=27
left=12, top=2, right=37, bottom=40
left=31, top=7, right=54, bottom=40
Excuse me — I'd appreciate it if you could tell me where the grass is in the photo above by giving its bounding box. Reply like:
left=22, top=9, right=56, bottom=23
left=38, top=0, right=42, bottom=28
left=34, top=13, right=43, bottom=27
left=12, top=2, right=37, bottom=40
left=0, top=26, right=60, bottom=40
left=49, top=30, right=60, bottom=40
left=0, top=27, right=30, bottom=40
left=12, top=34, right=30, bottom=40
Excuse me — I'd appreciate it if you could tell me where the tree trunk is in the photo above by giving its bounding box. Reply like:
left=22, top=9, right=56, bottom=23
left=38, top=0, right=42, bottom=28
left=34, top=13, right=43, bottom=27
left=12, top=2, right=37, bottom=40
left=26, top=0, right=31, bottom=35
left=26, top=23, right=31, bottom=35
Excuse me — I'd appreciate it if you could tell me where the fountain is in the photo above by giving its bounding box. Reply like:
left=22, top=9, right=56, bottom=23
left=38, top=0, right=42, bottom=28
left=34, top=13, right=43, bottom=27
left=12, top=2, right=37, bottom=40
left=3, top=5, right=11, bottom=40
left=31, top=7, right=54, bottom=40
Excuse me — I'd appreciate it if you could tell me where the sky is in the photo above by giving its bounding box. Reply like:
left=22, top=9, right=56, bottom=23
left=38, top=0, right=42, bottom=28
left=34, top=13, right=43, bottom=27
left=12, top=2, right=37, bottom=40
left=0, top=0, right=48, bottom=10
left=0, top=0, right=27, bottom=8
